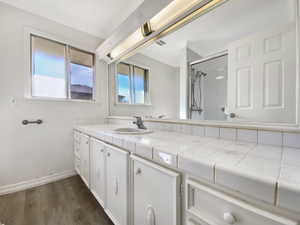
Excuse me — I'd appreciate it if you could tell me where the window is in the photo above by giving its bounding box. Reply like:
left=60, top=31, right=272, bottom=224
left=116, top=62, right=149, bottom=104
left=31, top=35, right=95, bottom=101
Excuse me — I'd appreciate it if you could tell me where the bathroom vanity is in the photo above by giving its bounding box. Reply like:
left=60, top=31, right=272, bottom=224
left=75, top=0, right=300, bottom=224
left=73, top=123, right=300, bottom=225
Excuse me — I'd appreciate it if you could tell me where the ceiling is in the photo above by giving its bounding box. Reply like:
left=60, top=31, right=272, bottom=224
left=139, top=0, right=295, bottom=67
left=0, top=0, right=144, bottom=38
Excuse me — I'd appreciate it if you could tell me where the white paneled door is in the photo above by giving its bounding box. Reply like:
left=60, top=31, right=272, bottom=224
left=227, top=24, right=296, bottom=123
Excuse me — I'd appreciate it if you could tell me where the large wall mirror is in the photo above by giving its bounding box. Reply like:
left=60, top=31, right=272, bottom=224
left=110, top=0, right=298, bottom=125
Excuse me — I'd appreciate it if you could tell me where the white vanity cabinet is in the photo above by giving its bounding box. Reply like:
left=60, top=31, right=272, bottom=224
left=132, top=155, right=181, bottom=225
left=79, top=133, right=90, bottom=188
left=106, top=144, right=129, bottom=225
left=90, top=138, right=106, bottom=207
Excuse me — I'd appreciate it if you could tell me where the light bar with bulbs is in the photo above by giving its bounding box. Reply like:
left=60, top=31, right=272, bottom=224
left=104, top=0, right=227, bottom=62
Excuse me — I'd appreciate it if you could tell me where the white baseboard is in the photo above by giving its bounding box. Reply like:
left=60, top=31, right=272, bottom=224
left=0, top=170, right=76, bottom=196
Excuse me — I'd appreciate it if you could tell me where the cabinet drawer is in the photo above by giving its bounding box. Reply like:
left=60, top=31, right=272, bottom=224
left=187, top=215, right=210, bottom=225
left=186, top=179, right=297, bottom=225
left=75, top=157, right=80, bottom=175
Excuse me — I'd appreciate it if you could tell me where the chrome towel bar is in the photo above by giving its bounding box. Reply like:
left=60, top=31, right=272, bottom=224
left=22, top=119, right=43, bottom=125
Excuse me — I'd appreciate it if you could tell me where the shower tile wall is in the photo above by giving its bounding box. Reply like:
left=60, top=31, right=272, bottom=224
left=191, top=55, right=228, bottom=121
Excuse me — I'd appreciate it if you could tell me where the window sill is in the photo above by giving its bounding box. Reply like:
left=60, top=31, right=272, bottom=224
left=24, top=96, right=98, bottom=104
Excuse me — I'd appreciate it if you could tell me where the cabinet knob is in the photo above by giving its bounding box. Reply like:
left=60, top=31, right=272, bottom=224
left=107, top=152, right=111, bottom=157
left=136, top=168, right=142, bottom=175
left=223, top=212, right=236, bottom=224
left=100, top=149, right=104, bottom=152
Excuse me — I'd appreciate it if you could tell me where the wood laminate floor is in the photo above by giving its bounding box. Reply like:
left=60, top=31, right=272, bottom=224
left=0, top=176, right=114, bottom=225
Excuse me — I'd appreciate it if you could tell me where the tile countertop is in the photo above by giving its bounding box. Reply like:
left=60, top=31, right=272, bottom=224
left=75, top=124, right=300, bottom=213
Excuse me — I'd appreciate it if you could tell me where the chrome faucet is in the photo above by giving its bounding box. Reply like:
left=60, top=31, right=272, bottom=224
left=133, top=116, right=147, bottom=129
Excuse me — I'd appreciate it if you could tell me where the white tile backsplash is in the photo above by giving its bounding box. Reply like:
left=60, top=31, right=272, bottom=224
left=172, top=124, right=182, bottom=133
left=192, top=126, right=205, bottom=136
left=220, top=128, right=237, bottom=140
left=205, top=127, right=220, bottom=138
left=181, top=124, right=193, bottom=135
left=258, top=131, right=282, bottom=146
left=108, top=118, right=300, bottom=148
left=283, top=132, right=300, bottom=148
left=237, top=129, right=258, bottom=143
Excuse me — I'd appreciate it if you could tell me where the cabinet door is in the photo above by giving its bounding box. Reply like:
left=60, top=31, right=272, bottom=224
left=106, top=145, right=129, bottom=225
left=73, top=131, right=81, bottom=158
left=133, top=155, right=181, bottom=225
left=73, top=131, right=81, bottom=175
left=90, top=138, right=106, bottom=208
left=80, top=133, right=90, bottom=187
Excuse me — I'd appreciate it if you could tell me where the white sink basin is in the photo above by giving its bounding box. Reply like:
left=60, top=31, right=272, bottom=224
left=113, top=128, right=153, bottom=135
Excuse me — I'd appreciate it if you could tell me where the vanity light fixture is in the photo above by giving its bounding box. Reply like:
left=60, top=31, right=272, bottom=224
left=141, top=22, right=153, bottom=37
left=108, top=0, right=226, bottom=61
left=149, top=0, right=208, bottom=31
left=110, top=29, right=144, bottom=59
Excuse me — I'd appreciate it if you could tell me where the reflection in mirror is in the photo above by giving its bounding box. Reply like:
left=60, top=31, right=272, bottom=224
left=190, top=54, right=228, bottom=121
left=111, top=0, right=297, bottom=124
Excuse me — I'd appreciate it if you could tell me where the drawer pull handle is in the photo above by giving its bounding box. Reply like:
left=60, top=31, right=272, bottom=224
left=223, top=212, right=236, bottom=224
left=114, top=178, right=118, bottom=195
left=100, top=149, right=104, bottom=152
left=146, top=205, right=156, bottom=225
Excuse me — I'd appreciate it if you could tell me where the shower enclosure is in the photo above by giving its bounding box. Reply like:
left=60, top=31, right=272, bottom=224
left=188, top=54, right=228, bottom=121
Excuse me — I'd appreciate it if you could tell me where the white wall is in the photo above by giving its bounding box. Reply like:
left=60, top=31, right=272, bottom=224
left=109, top=53, right=180, bottom=119
left=0, top=3, right=108, bottom=189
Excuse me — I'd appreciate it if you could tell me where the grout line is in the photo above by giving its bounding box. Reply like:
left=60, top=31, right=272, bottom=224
left=274, top=182, right=279, bottom=206
left=213, top=164, right=216, bottom=184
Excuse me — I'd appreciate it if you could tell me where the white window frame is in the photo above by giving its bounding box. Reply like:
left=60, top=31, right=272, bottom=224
left=24, top=27, right=97, bottom=103
left=115, top=61, right=151, bottom=106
